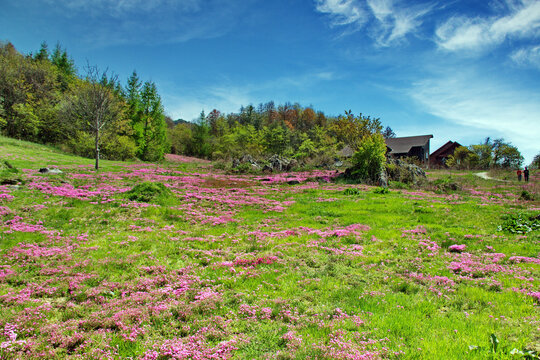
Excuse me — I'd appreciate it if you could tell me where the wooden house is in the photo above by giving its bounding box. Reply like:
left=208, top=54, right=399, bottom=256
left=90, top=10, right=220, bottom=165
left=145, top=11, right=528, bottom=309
left=385, top=135, right=433, bottom=166
left=429, top=141, right=462, bottom=168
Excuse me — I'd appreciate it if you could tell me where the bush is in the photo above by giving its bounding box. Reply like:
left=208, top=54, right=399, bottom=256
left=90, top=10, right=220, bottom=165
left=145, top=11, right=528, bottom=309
left=101, top=135, right=137, bottom=161
left=125, top=182, right=172, bottom=203
left=519, top=190, right=535, bottom=201
left=66, top=131, right=94, bottom=159
left=350, top=134, right=386, bottom=183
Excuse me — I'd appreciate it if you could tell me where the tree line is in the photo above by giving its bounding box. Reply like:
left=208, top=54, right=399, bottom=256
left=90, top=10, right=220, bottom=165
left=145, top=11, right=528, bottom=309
left=0, top=41, right=169, bottom=168
left=446, top=138, right=527, bottom=170
left=168, top=105, right=394, bottom=166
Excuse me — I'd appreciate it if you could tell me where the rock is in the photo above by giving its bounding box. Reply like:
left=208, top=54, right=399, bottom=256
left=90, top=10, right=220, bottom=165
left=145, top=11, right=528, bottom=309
left=334, top=161, right=343, bottom=167
left=378, top=166, right=388, bottom=188
left=385, top=157, right=426, bottom=185
left=38, top=168, right=63, bottom=175
left=0, top=179, right=19, bottom=185
left=287, top=180, right=300, bottom=185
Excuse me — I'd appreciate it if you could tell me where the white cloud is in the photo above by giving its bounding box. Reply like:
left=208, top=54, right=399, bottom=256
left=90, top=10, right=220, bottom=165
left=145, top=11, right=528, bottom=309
left=435, top=0, right=540, bottom=52
left=410, top=73, right=540, bottom=164
left=511, top=45, right=540, bottom=68
left=315, top=0, right=433, bottom=45
left=314, top=0, right=367, bottom=27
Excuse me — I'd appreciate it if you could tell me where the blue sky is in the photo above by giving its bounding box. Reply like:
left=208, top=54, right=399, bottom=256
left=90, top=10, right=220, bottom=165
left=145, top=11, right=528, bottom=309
left=1, top=0, right=539, bottom=163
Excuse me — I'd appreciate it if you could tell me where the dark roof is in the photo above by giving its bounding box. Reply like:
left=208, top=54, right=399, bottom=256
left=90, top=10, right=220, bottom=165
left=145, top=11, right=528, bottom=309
left=385, top=135, right=433, bottom=155
left=430, top=141, right=462, bottom=158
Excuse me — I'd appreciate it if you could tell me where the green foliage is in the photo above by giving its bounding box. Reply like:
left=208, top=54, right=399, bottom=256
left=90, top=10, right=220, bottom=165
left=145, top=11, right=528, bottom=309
left=191, top=110, right=212, bottom=159
left=389, top=181, right=410, bottom=189
left=343, top=188, right=361, bottom=195
left=65, top=130, right=94, bottom=158
left=134, top=81, right=169, bottom=161
left=532, top=153, right=540, bottom=169
left=102, top=135, right=136, bottom=161
left=125, top=182, right=172, bottom=203
left=498, top=213, right=540, bottom=234
left=373, top=186, right=390, bottom=194
left=519, top=190, right=535, bottom=201
left=432, top=176, right=461, bottom=193
left=351, top=133, right=386, bottom=183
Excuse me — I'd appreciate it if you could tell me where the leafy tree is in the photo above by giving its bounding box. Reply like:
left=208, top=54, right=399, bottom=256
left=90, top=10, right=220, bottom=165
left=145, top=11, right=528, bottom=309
left=169, top=122, right=193, bottom=155
left=60, top=66, right=124, bottom=170
left=495, top=143, right=523, bottom=168
left=469, top=144, right=492, bottom=169
left=351, top=133, right=387, bottom=183
left=446, top=146, right=471, bottom=169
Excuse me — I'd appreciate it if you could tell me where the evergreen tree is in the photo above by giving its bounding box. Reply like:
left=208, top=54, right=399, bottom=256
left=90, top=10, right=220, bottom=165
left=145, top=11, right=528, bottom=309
left=137, top=81, right=168, bottom=161
left=34, top=42, right=49, bottom=62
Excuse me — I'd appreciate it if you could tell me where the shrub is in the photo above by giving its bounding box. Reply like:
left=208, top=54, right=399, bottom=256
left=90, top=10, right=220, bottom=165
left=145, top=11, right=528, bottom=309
left=519, top=190, right=534, bottom=201
left=101, top=135, right=137, bottom=161
left=125, top=182, right=172, bottom=203
left=66, top=131, right=94, bottom=159
left=350, top=133, right=386, bottom=183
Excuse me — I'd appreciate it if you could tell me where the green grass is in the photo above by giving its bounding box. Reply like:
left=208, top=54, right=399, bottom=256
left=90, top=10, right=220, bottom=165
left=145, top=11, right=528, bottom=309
left=0, top=136, right=538, bottom=359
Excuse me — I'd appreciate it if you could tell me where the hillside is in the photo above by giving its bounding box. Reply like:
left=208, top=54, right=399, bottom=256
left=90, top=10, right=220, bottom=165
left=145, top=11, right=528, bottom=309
left=0, top=137, right=539, bottom=359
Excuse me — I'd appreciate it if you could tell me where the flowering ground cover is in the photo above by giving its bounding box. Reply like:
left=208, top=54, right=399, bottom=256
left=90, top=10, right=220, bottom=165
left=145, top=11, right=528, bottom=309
left=0, top=138, right=539, bottom=359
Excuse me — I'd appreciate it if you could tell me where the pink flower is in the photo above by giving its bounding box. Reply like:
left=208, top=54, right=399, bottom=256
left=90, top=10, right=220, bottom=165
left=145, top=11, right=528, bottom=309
left=449, top=244, right=466, bottom=253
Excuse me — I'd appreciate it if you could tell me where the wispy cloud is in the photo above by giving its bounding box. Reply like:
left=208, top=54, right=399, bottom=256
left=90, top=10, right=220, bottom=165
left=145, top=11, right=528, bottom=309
left=366, top=0, right=434, bottom=46
left=435, top=0, right=540, bottom=52
left=314, top=0, right=367, bottom=28
left=410, top=72, right=540, bottom=163
left=511, top=45, right=540, bottom=69
left=33, top=0, right=247, bottom=46
left=315, top=0, right=434, bottom=45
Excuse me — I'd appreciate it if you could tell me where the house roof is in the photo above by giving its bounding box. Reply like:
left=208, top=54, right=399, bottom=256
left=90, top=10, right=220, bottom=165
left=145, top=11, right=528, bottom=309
left=385, top=135, right=433, bottom=155
left=430, top=141, right=462, bottom=158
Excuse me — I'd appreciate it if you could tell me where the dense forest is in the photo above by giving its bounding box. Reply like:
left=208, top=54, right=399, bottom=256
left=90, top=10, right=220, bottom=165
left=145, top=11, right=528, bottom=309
left=1, top=41, right=535, bottom=172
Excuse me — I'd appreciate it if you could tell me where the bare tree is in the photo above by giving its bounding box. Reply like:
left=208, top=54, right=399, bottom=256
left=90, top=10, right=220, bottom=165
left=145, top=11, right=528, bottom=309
left=63, top=65, right=123, bottom=170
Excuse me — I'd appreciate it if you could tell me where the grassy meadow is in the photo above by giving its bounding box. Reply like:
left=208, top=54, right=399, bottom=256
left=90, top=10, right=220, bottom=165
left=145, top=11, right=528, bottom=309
left=0, top=135, right=539, bottom=359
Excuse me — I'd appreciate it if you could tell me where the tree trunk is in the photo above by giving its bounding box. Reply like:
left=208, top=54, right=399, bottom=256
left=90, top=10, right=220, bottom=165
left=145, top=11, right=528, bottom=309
left=95, top=128, right=99, bottom=170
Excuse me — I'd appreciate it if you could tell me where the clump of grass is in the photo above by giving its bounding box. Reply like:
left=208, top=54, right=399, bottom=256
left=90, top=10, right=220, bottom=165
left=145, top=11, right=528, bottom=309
left=498, top=213, right=540, bottom=234
left=343, top=188, right=361, bottom=195
left=519, top=190, right=535, bottom=201
left=125, top=182, right=172, bottom=203
left=0, top=159, right=23, bottom=185
left=373, top=186, right=389, bottom=195
left=389, top=181, right=410, bottom=190
left=432, top=176, right=461, bottom=193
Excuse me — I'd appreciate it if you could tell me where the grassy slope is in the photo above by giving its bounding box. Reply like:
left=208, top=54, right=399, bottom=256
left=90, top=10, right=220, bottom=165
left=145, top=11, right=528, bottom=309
left=0, top=136, right=538, bottom=359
